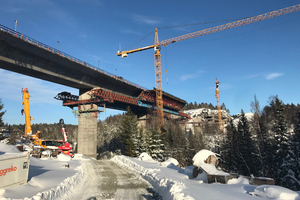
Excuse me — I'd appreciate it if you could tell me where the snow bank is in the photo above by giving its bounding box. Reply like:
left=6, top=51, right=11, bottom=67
left=112, top=155, right=194, bottom=200
left=0, top=142, right=20, bottom=154
left=137, top=152, right=156, bottom=162
left=25, top=166, right=84, bottom=200
left=0, top=142, right=29, bottom=163
left=228, top=176, right=250, bottom=185
left=57, top=153, right=72, bottom=161
left=160, top=157, right=179, bottom=167
left=251, top=185, right=299, bottom=199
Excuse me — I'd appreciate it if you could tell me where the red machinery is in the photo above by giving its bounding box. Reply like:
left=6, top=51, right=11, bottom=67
left=57, top=119, right=74, bottom=157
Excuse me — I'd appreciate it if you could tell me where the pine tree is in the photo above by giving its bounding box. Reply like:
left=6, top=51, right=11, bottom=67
left=138, top=128, right=148, bottom=154
left=250, top=95, right=264, bottom=176
left=257, top=114, right=273, bottom=177
left=270, top=97, right=291, bottom=183
left=149, top=128, right=165, bottom=162
left=120, top=107, right=139, bottom=157
left=220, top=119, right=239, bottom=173
left=0, top=98, right=6, bottom=127
left=236, top=110, right=258, bottom=176
left=282, top=110, right=300, bottom=190
left=164, top=120, right=187, bottom=165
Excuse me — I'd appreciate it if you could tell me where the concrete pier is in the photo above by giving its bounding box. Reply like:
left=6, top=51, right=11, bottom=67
left=77, top=89, right=98, bottom=159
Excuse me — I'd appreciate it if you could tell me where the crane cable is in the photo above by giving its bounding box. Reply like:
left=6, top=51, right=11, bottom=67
left=124, top=30, right=154, bottom=51
left=124, top=17, right=253, bottom=51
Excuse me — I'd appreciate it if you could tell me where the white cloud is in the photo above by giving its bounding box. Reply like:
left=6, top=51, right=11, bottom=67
left=247, top=74, right=261, bottom=79
left=180, top=70, right=204, bottom=81
left=131, top=14, right=161, bottom=25
left=265, top=73, right=283, bottom=80
left=0, top=69, right=78, bottom=105
left=121, top=29, right=142, bottom=35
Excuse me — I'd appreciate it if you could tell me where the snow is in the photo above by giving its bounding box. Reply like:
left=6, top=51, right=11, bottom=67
left=233, top=112, right=255, bottom=126
left=160, top=157, right=179, bottom=167
left=0, top=143, right=85, bottom=200
left=228, top=176, right=250, bottom=185
left=192, top=149, right=229, bottom=176
left=252, top=185, right=299, bottom=199
left=57, top=153, right=72, bottom=161
left=111, top=154, right=300, bottom=200
left=137, top=152, right=156, bottom=162
left=192, top=149, right=216, bottom=167
left=1, top=143, right=300, bottom=200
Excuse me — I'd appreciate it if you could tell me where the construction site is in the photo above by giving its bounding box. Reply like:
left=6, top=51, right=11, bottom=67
left=0, top=2, right=299, bottom=199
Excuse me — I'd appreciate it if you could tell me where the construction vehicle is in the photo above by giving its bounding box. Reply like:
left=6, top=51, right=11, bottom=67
left=22, top=88, right=59, bottom=157
left=56, top=119, right=74, bottom=157
left=117, top=4, right=300, bottom=131
left=215, top=79, right=223, bottom=131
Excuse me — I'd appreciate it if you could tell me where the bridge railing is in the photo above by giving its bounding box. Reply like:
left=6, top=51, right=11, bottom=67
left=0, top=24, right=148, bottom=91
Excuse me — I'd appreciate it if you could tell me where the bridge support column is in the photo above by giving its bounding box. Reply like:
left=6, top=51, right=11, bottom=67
left=137, top=113, right=148, bottom=130
left=77, top=89, right=98, bottom=159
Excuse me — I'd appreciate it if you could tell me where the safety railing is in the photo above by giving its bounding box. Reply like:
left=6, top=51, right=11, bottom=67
left=0, top=24, right=148, bottom=91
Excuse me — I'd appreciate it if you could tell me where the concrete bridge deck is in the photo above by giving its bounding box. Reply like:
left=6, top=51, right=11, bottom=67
left=0, top=24, right=145, bottom=97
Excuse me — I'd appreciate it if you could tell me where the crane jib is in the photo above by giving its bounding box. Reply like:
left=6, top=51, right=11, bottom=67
left=160, top=4, right=300, bottom=46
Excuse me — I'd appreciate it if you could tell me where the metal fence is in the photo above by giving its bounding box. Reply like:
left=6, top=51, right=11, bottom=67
left=0, top=24, right=148, bottom=91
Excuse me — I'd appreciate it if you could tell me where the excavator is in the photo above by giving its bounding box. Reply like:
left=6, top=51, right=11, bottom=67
left=57, top=119, right=74, bottom=157
left=22, top=88, right=59, bottom=157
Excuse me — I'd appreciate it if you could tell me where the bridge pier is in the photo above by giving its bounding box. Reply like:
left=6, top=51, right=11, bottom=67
left=77, top=89, right=98, bottom=159
left=137, top=113, right=147, bottom=130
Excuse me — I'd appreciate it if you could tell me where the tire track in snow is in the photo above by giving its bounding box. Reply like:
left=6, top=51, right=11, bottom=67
left=61, top=159, right=161, bottom=200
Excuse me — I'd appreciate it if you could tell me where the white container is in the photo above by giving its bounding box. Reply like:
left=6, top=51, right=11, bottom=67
left=0, top=152, right=30, bottom=188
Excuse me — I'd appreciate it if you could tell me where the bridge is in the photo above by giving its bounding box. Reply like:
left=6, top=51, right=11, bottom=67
left=0, top=24, right=189, bottom=158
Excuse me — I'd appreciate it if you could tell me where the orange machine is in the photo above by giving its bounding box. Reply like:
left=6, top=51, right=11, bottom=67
left=117, top=4, right=300, bottom=131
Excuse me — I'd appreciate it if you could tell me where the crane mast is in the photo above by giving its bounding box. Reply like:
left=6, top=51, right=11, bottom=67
left=215, top=79, right=223, bottom=131
left=154, top=28, right=164, bottom=128
left=117, top=4, right=300, bottom=130
left=22, top=88, right=33, bottom=137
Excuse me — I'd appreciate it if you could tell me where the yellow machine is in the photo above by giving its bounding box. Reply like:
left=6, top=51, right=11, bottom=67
left=117, top=4, right=300, bottom=131
left=22, top=88, right=41, bottom=144
left=22, top=88, right=58, bottom=157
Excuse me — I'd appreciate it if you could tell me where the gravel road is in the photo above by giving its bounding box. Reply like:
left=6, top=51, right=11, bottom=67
left=62, top=159, right=162, bottom=200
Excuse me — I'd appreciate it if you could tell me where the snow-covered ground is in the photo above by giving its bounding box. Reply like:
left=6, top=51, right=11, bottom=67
left=1, top=142, right=300, bottom=200
left=0, top=142, right=86, bottom=200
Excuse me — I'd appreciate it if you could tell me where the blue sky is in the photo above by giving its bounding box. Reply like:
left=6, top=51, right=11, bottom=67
left=0, top=0, right=299, bottom=125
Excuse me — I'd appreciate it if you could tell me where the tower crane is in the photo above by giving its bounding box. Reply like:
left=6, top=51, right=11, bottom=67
left=117, top=4, right=300, bottom=130
left=215, top=79, right=222, bottom=131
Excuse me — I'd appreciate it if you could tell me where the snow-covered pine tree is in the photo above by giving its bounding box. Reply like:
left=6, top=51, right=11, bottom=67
left=120, top=107, right=139, bottom=157
left=149, top=128, right=165, bottom=162
left=257, top=113, right=273, bottom=177
left=269, top=97, right=291, bottom=184
left=236, top=110, right=258, bottom=176
left=249, top=95, right=264, bottom=176
left=282, top=110, right=300, bottom=190
left=186, top=127, right=205, bottom=166
left=164, top=120, right=187, bottom=165
left=138, top=128, right=148, bottom=154
left=220, top=119, right=239, bottom=173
